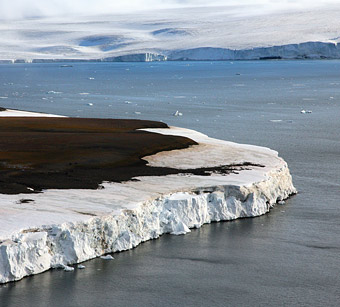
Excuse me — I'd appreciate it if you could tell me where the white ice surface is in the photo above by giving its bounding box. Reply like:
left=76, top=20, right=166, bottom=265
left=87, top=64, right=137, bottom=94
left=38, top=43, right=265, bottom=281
left=0, top=112, right=296, bottom=283
left=0, top=109, right=65, bottom=117
left=1, top=5, right=340, bottom=62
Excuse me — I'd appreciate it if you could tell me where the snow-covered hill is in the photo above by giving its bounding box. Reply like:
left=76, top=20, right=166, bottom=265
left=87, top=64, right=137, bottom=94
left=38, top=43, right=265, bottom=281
left=1, top=5, right=340, bottom=62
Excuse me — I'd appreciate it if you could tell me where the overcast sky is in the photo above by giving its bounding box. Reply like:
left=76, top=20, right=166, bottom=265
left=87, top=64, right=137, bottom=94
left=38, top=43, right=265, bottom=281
left=0, top=0, right=339, bottom=20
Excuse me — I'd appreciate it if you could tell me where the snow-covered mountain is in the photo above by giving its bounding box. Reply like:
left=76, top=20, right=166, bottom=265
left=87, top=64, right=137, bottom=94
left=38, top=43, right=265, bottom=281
left=1, top=4, right=340, bottom=62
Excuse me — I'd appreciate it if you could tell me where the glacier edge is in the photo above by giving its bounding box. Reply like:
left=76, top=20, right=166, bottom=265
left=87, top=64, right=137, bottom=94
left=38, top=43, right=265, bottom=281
left=2, top=42, right=340, bottom=63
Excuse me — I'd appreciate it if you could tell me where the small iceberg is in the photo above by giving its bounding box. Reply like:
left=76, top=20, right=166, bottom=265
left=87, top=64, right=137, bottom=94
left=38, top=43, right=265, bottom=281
left=47, top=91, right=62, bottom=94
left=63, top=266, right=74, bottom=272
left=173, top=110, right=183, bottom=116
left=100, top=255, right=114, bottom=260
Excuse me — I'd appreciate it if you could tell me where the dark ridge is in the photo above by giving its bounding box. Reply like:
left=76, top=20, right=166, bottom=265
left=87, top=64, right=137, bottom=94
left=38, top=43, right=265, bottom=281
left=0, top=117, right=262, bottom=195
left=0, top=107, right=6, bottom=111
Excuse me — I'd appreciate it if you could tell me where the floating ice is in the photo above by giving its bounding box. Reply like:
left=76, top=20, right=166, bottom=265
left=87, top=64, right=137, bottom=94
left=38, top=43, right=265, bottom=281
left=100, top=255, right=114, bottom=260
left=47, top=91, right=62, bottom=94
left=173, top=110, right=183, bottom=116
left=63, top=266, right=74, bottom=272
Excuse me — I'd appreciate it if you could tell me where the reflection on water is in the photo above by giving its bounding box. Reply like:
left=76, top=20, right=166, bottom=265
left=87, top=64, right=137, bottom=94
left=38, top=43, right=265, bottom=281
left=1, top=61, right=340, bottom=306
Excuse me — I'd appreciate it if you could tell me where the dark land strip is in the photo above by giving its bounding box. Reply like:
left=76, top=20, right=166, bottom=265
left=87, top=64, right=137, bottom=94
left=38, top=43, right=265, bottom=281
left=0, top=117, right=262, bottom=194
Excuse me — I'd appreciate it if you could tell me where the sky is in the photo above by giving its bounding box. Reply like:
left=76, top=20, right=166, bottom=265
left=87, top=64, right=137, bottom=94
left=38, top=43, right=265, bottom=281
left=0, top=0, right=339, bottom=20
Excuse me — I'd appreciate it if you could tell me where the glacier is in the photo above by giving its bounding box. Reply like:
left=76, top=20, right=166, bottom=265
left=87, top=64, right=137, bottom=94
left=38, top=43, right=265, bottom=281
left=0, top=110, right=296, bottom=283
left=1, top=5, right=340, bottom=62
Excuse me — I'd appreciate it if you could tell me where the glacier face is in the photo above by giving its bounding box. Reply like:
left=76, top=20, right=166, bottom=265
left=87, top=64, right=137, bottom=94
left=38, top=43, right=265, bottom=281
left=0, top=165, right=295, bottom=284
left=3, top=42, right=340, bottom=63
left=1, top=5, right=340, bottom=62
left=167, top=42, right=340, bottom=61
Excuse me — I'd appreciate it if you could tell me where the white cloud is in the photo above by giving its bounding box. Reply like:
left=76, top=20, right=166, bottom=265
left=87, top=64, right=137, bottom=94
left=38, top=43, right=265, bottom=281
left=1, top=0, right=340, bottom=20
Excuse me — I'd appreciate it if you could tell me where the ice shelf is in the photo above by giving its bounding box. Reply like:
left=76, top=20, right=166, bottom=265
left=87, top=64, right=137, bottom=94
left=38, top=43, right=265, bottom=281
left=0, top=110, right=296, bottom=283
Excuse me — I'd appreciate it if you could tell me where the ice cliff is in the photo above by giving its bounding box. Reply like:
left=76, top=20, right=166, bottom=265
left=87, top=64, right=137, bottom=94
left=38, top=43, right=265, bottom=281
left=167, top=42, right=340, bottom=61
left=0, top=123, right=296, bottom=283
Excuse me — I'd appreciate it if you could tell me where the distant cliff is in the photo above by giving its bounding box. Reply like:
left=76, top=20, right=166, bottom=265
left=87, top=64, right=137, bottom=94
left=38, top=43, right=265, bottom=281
left=2, top=42, right=340, bottom=63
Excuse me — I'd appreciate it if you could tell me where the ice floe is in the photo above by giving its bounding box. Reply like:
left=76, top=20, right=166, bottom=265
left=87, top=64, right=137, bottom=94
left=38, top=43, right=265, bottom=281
left=173, top=110, right=183, bottom=116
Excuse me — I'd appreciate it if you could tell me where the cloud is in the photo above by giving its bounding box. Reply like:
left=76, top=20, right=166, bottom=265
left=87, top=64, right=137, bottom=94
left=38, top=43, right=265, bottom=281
left=0, top=0, right=339, bottom=20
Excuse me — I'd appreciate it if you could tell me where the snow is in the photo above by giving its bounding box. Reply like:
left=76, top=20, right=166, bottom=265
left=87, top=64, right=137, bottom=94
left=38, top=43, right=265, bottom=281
left=1, top=5, right=340, bottom=62
left=0, top=109, right=65, bottom=117
left=0, top=111, right=296, bottom=283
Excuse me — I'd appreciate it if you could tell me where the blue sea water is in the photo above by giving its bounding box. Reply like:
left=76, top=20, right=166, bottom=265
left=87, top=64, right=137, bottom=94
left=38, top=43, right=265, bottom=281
left=0, top=61, right=340, bottom=306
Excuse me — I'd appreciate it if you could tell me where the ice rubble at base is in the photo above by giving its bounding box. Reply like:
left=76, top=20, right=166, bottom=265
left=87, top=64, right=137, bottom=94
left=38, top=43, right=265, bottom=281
left=0, top=164, right=295, bottom=284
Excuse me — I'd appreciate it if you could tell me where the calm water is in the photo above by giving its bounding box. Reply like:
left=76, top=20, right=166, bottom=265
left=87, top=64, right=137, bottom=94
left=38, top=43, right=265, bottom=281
left=0, top=61, right=340, bottom=306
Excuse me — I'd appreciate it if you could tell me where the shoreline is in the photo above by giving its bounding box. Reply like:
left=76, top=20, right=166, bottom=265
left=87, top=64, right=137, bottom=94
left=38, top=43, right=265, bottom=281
left=2, top=41, right=340, bottom=64
left=0, top=110, right=296, bottom=283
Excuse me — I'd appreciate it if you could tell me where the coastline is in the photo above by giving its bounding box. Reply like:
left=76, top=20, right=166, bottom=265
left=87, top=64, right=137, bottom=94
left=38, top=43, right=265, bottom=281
left=1, top=41, right=340, bottom=63
left=0, top=110, right=296, bottom=283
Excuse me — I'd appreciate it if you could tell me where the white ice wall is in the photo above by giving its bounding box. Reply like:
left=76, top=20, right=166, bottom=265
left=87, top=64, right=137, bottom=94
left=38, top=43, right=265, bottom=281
left=0, top=164, right=295, bottom=284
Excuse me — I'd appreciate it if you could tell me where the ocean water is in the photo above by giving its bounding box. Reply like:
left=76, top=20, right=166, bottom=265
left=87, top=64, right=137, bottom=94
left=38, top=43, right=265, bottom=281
left=0, top=61, right=340, bottom=306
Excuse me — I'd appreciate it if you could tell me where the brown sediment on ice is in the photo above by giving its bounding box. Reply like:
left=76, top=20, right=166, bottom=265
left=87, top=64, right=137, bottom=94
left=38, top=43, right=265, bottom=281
left=0, top=117, right=263, bottom=194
